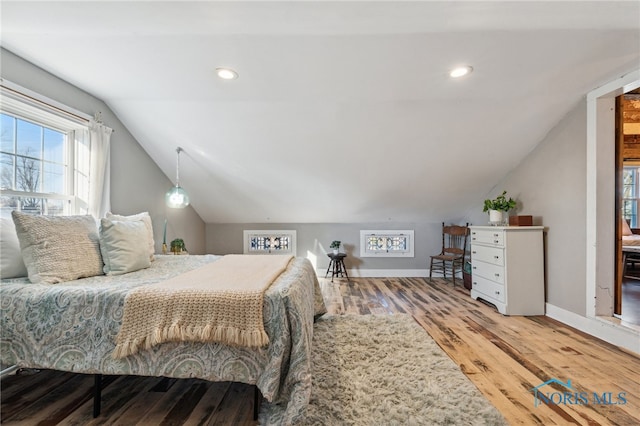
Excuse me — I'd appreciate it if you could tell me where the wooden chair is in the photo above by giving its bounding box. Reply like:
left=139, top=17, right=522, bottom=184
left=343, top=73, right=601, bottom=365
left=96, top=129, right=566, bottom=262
left=429, top=222, right=469, bottom=285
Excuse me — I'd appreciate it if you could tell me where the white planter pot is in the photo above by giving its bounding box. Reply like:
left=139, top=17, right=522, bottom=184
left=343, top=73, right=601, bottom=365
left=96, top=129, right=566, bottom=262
left=489, top=210, right=504, bottom=226
left=332, top=249, right=339, bottom=255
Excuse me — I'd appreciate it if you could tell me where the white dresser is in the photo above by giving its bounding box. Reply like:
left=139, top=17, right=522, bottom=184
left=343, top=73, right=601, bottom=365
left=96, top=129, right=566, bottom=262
left=469, top=226, right=545, bottom=315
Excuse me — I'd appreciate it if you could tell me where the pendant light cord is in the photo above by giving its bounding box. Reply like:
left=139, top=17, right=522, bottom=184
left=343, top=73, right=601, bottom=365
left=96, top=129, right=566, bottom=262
left=175, top=147, right=182, bottom=186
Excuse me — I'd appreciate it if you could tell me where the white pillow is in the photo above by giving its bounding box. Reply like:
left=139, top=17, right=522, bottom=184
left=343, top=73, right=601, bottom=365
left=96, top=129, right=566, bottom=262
left=99, top=218, right=151, bottom=275
left=11, top=211, right=104, bottom=284
left=0, top=217, right=28, bottom=279
left=106, top=212, right=155, bottom=261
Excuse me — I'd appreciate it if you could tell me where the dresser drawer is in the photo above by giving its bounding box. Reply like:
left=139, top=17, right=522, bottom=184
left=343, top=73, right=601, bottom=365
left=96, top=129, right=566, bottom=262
left=471, top=275, right=506, bottom=303
left=470, top=245, right=504, bottom=267
left=471, top=260, right=504, bottom=284
left=470, top=229, right=504, bottom=246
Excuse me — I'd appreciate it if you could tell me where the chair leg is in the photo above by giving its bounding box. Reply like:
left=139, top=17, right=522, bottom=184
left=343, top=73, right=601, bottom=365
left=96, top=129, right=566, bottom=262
left=442, top=260, right=446, bottom=279
left=429, top=258, right=433, bottom=282
left=325, top=260, right=333, bottom=279
left=342, top=260, right=349, bottom=281
left=452, top=263, right=456, bottom=286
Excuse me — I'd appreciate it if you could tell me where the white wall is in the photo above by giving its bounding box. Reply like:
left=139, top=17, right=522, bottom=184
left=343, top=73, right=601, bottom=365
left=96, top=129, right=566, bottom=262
left=1, top=48, right=206, bottom=254
left=465, top=99, right=588, bottom=315
left=206, top=222, right=448, bottom=275
left=458, top=72, right=640, bottom=354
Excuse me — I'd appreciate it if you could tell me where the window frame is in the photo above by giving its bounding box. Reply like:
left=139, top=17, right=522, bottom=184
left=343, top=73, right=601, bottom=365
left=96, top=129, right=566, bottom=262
left=622, top=165, right=640, bottom=228
left=359, top=230, right=415, bottom=257
left=1, top=82, right=92, bottom=216
left=243, top=230, right=297, bottom=255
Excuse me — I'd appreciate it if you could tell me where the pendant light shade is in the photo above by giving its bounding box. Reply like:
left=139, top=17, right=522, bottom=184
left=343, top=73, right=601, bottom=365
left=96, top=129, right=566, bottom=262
left=166, top=147, right=190, bottom=209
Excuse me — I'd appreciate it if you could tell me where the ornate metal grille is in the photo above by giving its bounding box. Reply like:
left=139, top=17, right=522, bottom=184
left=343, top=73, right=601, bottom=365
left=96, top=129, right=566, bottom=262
left=360, top=230, right=414, bottom=257
left=249, top=235, right=290, bottom=252
left=243, top=230, right=296, bottom=255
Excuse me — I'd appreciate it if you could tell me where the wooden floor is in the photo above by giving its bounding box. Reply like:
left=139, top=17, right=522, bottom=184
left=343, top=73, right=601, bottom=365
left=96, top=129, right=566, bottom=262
left=2, top=277, right=639, bottom=425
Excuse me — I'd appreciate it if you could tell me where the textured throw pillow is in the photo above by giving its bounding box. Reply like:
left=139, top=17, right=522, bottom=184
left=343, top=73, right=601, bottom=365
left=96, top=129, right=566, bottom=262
left=106, top=212, right=155, bottom=261
left=99, top=218, right=151, bottom=275
left=11, top=211, right=103, bottom=284
left=0, top=217, right=28, bottom=279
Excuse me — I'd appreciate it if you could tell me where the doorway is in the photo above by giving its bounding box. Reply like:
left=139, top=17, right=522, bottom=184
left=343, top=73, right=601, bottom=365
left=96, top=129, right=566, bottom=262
left=586, top=70, right=639, bottom=352
left=617, top=89, right=640, bottom=327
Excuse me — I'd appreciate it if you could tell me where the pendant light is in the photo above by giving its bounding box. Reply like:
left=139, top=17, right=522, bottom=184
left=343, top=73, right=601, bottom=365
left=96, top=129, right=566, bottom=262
left=165, top=147, right=190, bottom=208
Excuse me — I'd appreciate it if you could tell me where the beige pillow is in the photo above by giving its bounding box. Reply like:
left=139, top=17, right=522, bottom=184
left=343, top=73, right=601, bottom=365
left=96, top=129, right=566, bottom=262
left=11, top=211, right=103, bottom=284
left=0, top=217, right=28, bottom=279
left=106, top=212, right=155, bottom=261
left=99, top=218, right=151, bottom=275
left=622, top=217, right=633, bottom=237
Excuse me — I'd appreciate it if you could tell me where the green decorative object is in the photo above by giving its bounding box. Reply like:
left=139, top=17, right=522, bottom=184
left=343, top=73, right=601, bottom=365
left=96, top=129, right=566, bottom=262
left=482, top=190, right=516, bottom=213
left=170, top=238, right=186, bottom=253
left=483, top=190, right=517, bottom=226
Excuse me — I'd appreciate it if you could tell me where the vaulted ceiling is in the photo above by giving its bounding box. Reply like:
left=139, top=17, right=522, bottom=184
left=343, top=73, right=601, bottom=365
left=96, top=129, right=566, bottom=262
left=2, top=1, right=639, bottom=223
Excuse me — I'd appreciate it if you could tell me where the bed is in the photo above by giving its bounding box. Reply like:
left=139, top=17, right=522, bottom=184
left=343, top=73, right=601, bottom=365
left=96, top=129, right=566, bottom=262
left=621, top=218, right=640, bottom=246
left=0, top=254, right=326, bottom=424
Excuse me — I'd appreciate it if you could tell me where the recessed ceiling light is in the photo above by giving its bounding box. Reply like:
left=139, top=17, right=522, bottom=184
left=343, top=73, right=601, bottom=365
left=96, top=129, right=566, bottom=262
left=216, top=67, right=238, bottom=80
left=450, top=66, right=473, bottom=78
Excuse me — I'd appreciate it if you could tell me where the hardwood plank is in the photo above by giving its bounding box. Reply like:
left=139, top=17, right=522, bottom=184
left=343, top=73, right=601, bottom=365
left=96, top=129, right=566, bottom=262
left=208, top=382, right=254, bottom=426
left=131, top=377, right=197, bottom=426
left=67, top=375, right=153, bottom=426
left=1, top=370, right=75, bottom=421
left=160, top=381, right=210, bottom=426
left=183, top=381, right=232, bottom=425
left=383, top=277, right=640, bottom=426
left=1, top=372, right=93, bottom=424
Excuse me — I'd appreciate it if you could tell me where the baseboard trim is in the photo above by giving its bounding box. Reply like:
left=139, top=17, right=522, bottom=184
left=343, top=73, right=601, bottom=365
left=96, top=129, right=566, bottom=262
left=545, top=303, right=640, bottom=354
left=317, top=269, right=429, bottom=278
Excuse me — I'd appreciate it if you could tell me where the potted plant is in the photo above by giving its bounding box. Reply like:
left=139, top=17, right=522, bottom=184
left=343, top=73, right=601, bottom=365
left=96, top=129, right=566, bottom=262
left=170, top=238, right=186, bottom=254
left=329, top=240, right=341, bottom=255
left=483, top=190, right=516, bottom=226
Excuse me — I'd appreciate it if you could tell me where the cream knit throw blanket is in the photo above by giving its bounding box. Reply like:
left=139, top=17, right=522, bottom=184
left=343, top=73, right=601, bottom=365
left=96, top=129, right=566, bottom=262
left=113, top=254, right=293, bottom=359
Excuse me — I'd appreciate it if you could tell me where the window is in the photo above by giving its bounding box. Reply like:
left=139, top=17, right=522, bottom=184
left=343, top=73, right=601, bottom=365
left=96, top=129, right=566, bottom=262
left=623, top=166, right=640, bottom=227
left=243, top=230, right=297, bottom=255
left=0, top=84, right=91, bottom=217
left=360, top=230, right=414, bottom=257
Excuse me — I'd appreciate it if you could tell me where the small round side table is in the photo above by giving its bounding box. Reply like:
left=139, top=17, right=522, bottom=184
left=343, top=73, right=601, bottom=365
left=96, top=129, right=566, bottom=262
left=325, top=252, right=349, bottom=282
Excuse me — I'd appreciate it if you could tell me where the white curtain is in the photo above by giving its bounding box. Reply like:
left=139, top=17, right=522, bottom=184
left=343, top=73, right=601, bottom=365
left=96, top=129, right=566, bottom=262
left=88, top=122, right=113, bottom=219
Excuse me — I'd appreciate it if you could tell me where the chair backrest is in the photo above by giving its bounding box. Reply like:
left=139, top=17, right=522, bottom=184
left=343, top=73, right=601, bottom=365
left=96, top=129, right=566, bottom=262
left=441, top=222, right=469, bottom=257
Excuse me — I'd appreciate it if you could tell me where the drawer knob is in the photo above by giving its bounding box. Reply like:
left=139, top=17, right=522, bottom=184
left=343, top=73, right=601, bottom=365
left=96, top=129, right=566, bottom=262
left=472, top=251, right=477, bottom=254
left=494, top=256, right=499, bottom=259
left=493, top=234, right=499, bottom=237
left=472, top=232, right=476, bottom=235
left=495, top=273, right=500, bottom=277
left=495, top=290, right=500, bottom=295
left=472, top=266, right=477, bottom=270
left=472, top=282, right=477, bottom=286
left=494, top=240, right=499, bottom=244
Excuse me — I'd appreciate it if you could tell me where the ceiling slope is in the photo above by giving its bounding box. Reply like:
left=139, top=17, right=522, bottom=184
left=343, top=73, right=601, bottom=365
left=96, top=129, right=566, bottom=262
left=2, top=1, right=639, bottom=223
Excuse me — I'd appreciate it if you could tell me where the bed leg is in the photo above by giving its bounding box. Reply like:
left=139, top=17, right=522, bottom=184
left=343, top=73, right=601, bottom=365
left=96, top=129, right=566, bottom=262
left=253, top=385, right=262, bottom=420
left=93, top=374, right=102, bottom=418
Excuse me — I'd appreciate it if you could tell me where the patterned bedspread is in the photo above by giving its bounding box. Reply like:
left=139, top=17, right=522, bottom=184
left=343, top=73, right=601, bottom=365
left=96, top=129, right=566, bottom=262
left=0, top=255, right=326, bottom=425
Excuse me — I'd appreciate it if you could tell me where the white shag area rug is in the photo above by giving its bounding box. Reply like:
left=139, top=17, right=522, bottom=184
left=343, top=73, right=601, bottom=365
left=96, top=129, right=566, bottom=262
left=260, top=314, right=508, bottom=425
